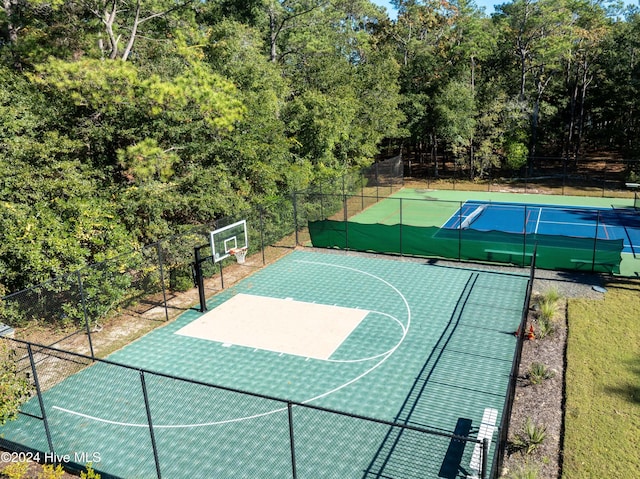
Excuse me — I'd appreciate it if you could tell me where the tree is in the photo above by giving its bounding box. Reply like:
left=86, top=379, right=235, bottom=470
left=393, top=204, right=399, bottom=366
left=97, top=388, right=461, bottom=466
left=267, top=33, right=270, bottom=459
left=496, top=0, right=574, bottom=165
left=586, top=5, right=640, bottom=158
left=276, top=0, right=402, bottom=171
left=0, top=67, right=136, bottom=290
left=83, top=0, right=196, bottom=61
left=561, top=0, right=609, bottom=159
left=205, top=19, right=295, bottom=196
left=433, top=80, right=477, bottom=175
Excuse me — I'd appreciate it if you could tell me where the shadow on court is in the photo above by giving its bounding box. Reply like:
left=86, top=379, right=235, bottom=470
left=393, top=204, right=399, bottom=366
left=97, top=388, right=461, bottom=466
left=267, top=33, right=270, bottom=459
left=361, top=274, right=482, bottom=479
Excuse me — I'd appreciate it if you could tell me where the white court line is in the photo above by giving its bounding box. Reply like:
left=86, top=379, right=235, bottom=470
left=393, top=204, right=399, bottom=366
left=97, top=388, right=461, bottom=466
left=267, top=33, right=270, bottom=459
left=539, top=219, right=604, bottom=228
left=323, top=311, right=406, bottom=363
left=534, top=207, right=542, bottom=234
left=52, top=405, right=288, bottom=429
left=441, top=201, right=474, bottom=229
left=54, top=259, right=412, bottom=429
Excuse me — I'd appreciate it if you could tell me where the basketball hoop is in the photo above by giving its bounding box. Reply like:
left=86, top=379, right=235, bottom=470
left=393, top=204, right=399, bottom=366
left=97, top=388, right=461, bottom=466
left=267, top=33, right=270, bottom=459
left=230, top=247, right=248, bottom=264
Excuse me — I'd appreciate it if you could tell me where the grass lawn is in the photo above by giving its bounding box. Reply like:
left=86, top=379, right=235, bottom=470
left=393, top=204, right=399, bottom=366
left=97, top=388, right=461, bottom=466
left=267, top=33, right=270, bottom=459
left=564, top=279, right=640, bottom=478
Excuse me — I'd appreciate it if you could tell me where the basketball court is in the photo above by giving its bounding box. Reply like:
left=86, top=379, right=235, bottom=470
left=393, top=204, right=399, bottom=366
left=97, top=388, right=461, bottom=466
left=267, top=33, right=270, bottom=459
left=1, top=247, right=530, bottom=479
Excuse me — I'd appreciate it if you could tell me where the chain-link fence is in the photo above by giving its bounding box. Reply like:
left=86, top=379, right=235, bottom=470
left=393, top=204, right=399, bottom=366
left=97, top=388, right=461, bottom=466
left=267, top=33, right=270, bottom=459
left=293, top=157, right=404, bottom=246
left=493, top=245, right=537, bottom=476
left=0, top=197, right=298, bottom=357
left=1, top=337, right=490, bottom=479
left=2, top=158, right=547, bottom=479
left=303, top=196, right=637, bottom=275
left=406, top=156, right=640, bottom=198
left=0, top=158, right=404, bottom=356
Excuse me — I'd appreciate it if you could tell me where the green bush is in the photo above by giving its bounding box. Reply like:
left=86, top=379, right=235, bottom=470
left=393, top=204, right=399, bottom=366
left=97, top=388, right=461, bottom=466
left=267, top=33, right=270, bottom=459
left=37, top=464, right=64, bottom=479
left=528, top=362, right=556, bottom=385
left=506, top=463, right=539, bottom=479
left=1, top=461, right=29, bottom=479
left=513, top=417, right=546, bottom=455
left=541, top=287, right=561, bottom=304
left=81, top=463, right=101, bottom=479
left=536, top=315, right=555, bottom=339
left=0, top=343, right=32, bottom=426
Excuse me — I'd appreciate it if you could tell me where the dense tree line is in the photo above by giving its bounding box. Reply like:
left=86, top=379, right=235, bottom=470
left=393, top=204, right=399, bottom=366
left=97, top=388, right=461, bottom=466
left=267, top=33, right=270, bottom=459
left=1, top=0, right=639, bottom=292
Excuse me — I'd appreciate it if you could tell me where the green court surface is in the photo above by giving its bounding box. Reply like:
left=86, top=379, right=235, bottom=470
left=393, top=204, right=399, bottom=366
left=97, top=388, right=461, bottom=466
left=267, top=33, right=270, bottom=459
left=2, top=250, right=529, bottom=479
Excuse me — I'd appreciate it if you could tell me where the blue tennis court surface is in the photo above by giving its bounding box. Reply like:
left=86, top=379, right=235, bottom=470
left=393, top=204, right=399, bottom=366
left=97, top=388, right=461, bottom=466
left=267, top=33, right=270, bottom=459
left=444, top=200, right=640, bottom=255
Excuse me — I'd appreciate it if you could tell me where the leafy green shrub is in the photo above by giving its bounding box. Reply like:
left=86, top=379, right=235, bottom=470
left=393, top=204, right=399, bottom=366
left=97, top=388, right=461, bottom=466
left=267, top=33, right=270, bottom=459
left=536, top=315, right=555, bottom=339
left=513, top=417, right=546, bottom=455
left=1, top=461, right=29, bottom=479
left=37, top=464, right=64, bottom=479
left=506, top=463, right=539, bottom=479
left=168, top=266, right=193, bottom=292
left=0, top=344, right=32, bottom=426
left=81, top=463, right=101, bottom=479
left=541, top=287, right=561, bottom=304
left=504, top=141, right=528, bottom=170
left=538, top=299, right=557, bottom=322
left=528, top=362, right=556, bottom=385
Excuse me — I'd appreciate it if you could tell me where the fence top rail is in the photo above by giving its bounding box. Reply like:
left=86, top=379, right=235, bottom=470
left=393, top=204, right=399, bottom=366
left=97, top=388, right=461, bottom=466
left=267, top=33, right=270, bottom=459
left=2, top=336, right=482, bottom=445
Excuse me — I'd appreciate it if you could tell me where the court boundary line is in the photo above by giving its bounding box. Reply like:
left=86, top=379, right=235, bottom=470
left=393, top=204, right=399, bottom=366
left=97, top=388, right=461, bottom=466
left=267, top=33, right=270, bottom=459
left=51, top=258, right=412, bottom=429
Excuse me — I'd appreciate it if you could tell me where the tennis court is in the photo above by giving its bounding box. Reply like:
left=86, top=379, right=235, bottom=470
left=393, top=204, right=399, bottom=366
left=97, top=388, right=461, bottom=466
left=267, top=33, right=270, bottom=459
left=444, top=200, right=640, bottom=255
left=1, top=250, right=530, bottom=479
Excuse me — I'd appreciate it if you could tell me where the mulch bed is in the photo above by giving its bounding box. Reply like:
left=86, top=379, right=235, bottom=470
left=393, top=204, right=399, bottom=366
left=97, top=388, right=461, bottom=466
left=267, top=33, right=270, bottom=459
left=500, top=296, right=567, bottom=478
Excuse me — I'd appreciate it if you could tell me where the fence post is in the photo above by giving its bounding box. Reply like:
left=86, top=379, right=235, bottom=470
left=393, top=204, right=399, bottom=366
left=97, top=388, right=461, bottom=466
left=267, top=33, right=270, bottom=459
left=344, top=194, right=349, bottom=251
left=76, top=271, right=95, bottom=360
left=481, top=438, right=489, bottom=479
left=27, top=343, right=55, bottom=454
left=156, top=242, right=169, bottom=322
left=140, top=371, right=162, bottom=479
left=399, top=198, right=403, bottom=257
left=287, top=402, right=298, bottom=479
left=591, top=210, right=600, bottom=273
left=458, top=201, right=462, bottom=261
left=361, top=171, right=365, bottom=211
left=260, top=208, right=266, bottom=265
left=292, top=192, right=299, bottom=246
left=522, top=205, right=528, bottom=267
left=376, top=162, right=380, bottom=201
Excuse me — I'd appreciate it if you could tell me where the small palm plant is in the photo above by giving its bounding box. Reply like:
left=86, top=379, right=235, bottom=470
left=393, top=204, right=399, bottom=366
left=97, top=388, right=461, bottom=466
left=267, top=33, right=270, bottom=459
left=513, top=417, right=547, bottom=455
left=507, top=464, right=540, bottom=479
left=528, top=362, right=556, bottom=385
left=542, top=286, right=561, bottom=303
left=538, top=299, right=557, bottom=322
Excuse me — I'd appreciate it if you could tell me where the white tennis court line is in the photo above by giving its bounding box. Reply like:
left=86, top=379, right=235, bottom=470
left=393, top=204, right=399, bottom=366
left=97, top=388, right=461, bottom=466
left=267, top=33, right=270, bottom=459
left=442, top=201, right=477, bottom=229
left=533, top=207, right=542, bottom=234
left=53, top=259, right=412, bottom=429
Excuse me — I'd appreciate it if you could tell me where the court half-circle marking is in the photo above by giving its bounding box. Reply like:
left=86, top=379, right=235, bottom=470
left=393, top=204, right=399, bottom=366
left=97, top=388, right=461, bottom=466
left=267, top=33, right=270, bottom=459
left=53, top=258, right=412, bottom=429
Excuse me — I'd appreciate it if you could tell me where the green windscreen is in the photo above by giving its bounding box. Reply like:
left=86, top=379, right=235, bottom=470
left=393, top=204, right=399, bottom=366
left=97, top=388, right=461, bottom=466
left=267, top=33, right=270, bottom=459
left=308, top=220, right=623, bottom=273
